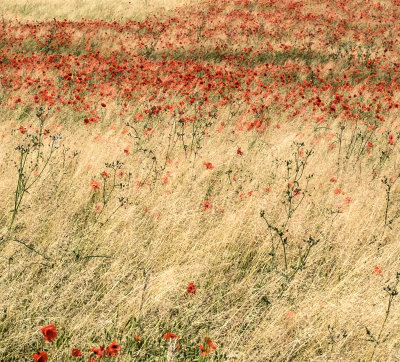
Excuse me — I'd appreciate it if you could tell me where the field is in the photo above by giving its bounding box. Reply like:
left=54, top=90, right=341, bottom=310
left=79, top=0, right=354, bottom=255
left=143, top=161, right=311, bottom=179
left=1, top=0, right=400, bottom=360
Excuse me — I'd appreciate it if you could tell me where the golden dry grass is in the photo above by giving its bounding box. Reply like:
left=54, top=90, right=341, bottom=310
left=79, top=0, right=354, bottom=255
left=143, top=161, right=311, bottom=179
left=0, top=0, right=190, bottom=21
left=1, top=0, right=400, bottom=361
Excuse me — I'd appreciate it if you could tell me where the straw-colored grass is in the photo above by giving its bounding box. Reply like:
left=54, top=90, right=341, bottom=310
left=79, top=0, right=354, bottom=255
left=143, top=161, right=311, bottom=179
left=1, top=0, right=400, bottom=361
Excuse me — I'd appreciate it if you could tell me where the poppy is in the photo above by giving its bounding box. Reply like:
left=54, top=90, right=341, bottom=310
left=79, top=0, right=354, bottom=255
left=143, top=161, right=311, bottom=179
left=100, top=171, right=109, bottom=178
left=71, top=349, right=82, bottom=357
left=187, top=282, right=196, bottom=294
left=124, top=147, right=130, bottom=155
left=163, top=332, right=179, bottom=340
left=101, top=103, right=106, bottom=107
left=90, top=180, right=101, bottom=191
left=202, top=201, right=212, bottom=211
left=373, top=266, right=383, bottom=275
left=89, top=346, right=104, bottom=358
left=40, top=324, right=57, bottom=343
left=236, top=147, right=243, bottom=155
left=105, top=341, right=121, bottom=357
left=205, top=337, right=217, bottom=350
left=33, top=351, right=48, bottom=362
left=199, top=337, right=216, bottom=356
left=204, top=162, right=214, bottom=170
left=134, top=334, right=141, bottom=342
left=19, top=125, right=27, bottom=134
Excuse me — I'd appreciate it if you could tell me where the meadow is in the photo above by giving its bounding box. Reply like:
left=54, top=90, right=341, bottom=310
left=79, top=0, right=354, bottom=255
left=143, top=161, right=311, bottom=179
left=1, top=0, right=400, bottom=360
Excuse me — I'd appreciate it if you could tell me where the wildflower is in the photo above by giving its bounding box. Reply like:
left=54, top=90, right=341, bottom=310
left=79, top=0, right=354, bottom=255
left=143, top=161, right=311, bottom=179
left=40, top=324, right=57, bottom=343
left=285, top=311, right=294, bottom=318
left=202, top=201, right=212, bottom=211
left=373, top=266, right=383, bottom=275
left=204, top=162, right=214, bottom=170
left=187, top=282, right=196, bottom=294
left=389, top=134, right=395, bottom=145
left=330, top=177, right=337, bottom=183
left=236, top=147, right=243, bottom=155
left=134, top=334, right=141, bottom=342
left=199, top=337, right=216, bottom=356
left=334, top=188, right=342, bottom=195
left=265, top=187, right=271, bottom=193
left=90, top=180, right=101, bottom=191
left=94, top=204, right=102, bottom=212
left=345, top=196, right=353, bottom=204
left=100, top=171, right=109, bottom=178
left=105, top=341, right=121, bottom=357
left=124, top=147, right=130, bottom=155
left=33, top=351, right=48, bottom=362
left=19, top=125, right=27, bottom=134
left=89, top=346, right=105, bottom=359
left=101, top=102, right=106, bottom=107
left=71, top=349, right=82, bottom=357
left=163, top=332, right=179, bottom=340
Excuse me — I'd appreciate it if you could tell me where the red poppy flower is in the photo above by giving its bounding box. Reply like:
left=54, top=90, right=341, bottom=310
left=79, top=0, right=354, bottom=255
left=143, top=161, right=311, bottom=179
left=134, top=334, right=141, bottom=342
left=100, top=171, right=109, bottom=178
left=89, top=346, right=104, bottom=358
left=389, top=134, right=395, bottom=145
left=33, top=351, right=48, bottom=362
left=101, top=103, right=106, bottom=107
left=124, top=147, right=130, bottom=155
left=71, top=349, right=82, bottom=357
left=199, top=337, right=217, bottom=356
left=236, top=147, right=243, bottom=155
left=40, top=324, right=57, bottom=343
left=187, top=282, right=196, bottom=294
left=163, top=332, right=179, bottom=340
left=90, top=180, right=101, bottom=191
left=373, top=266, right=383, bottom=275
left=204, top=162, right=214, bottom=170
left=105, top=341, right=121, bottom=357
left=202, top=201, right=212, bottom=211
left=205, top=337, right=217, bottom=350
left=19, top=125, right=27, bottom=134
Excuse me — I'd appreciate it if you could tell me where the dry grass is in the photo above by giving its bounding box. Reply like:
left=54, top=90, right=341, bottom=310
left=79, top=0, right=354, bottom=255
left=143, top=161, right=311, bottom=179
left=0, top=0, right=190, bottom=21
left=1, top=0, right=400, bottom=361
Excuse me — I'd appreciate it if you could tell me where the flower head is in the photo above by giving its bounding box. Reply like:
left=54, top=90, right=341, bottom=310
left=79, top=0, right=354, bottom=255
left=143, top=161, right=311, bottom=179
left=187, top=282, right=196, bottom=294
left=89, top=345, right=104, bottom=358
left=199, top=337, right=217, bottom=356
left=40, top=324, right=57, bottom=343
left=202, top=201, right=212, bottom=211
left=71, top=349, right=82, bottom=357
left=105, top=341, right=121, bottom=357
left=163, top=332, right=179, bottom=340
left=33, top=351, right=48, bottom=362
left=90, top=180, right=101, bottom=191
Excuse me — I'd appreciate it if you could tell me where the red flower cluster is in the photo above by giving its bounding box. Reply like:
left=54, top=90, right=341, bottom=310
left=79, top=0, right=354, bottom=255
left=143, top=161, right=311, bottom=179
left=163, top=332, right=179, bottom=340
left=187, top=282, right=196, bottom=294
left=199, top=337, right=217, bottom=356
left=90, top=179, right=101, bottom=191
